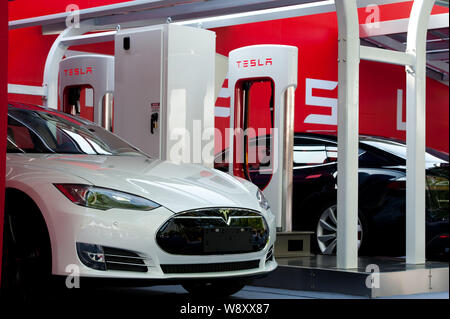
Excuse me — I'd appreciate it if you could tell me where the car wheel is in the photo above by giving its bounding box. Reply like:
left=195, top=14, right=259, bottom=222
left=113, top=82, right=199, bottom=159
left=182, top=280, right=247, bottom=298
left=314, top=204, right=368, bottom=255
left=1, top=202, right=52, bottom=302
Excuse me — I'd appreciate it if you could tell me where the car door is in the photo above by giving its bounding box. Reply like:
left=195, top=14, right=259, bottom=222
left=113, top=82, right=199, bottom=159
left=292, top=136, right=338, bottom=230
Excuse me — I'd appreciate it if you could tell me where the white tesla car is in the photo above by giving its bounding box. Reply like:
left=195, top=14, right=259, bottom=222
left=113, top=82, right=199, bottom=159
left=2, top=102, right=276, bottom=297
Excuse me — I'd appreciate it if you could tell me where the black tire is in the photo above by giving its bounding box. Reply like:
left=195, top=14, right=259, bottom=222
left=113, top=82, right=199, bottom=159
left=312, top=202, right=369, bottom=255
left=182, top=280, right=247, bottom=298
left=1, top=193, right=52, bottom=303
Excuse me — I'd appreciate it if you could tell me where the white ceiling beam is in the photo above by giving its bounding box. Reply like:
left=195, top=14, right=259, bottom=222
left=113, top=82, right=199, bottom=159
left=9, top=0, right=313, bottom=30
left=9, top=0, right=203, bottom=30
left=360, top=46, right=415, bottom=66
left=360, top=13, right=449, bottom=38
left=60, top=31, right=117, bottom=46
left=65, top=50, right=113, bottom=57
left=8, top=84, right=45, bottom=96
left=10, top=0, right=407, bottom=32
left=365, top=35, right=449, bottom=76
left=93, top=0, right=408, bottom=30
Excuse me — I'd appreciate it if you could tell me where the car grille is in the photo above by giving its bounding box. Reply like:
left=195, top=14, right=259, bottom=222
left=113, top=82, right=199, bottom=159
left=160, top=260, right=260, bottom=274
left=156, top=208, right=269, bottom=255
left=103, top=246, right=148, bottom=273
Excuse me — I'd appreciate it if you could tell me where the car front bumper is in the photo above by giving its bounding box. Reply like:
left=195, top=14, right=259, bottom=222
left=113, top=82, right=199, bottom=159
left=48, top=195, right=277, bottom=281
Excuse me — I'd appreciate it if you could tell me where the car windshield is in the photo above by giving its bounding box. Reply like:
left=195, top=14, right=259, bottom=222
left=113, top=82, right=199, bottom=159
left=360, top=138, right=448, bottom=164
left=7, top=105, right=147, bottom=157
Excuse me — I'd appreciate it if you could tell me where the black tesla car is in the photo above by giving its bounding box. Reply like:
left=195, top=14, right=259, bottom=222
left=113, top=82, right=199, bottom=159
left=214, top=133, right=449, bottom=260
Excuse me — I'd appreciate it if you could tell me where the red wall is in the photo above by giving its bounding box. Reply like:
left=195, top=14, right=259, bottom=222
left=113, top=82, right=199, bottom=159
left=212, top=3, right=449, bottom=154
left=7, top=1, right=449, bottom=155
left=1, top=0, right=9, bottom=283
left=8, top=0, right=124, bottom=105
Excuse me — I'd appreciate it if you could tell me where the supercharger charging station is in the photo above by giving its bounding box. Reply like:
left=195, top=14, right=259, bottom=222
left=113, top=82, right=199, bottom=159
left=227, top=45, right=309, bottom=256
left=59, top=54, right=114, bottom=131
left=7, top=0, right=448, bottom=299
left=114, top=24, right=215, bottom=166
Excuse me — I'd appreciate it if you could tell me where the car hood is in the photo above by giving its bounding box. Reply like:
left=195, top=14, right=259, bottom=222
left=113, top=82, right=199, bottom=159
left=11, top=154, right=260, bottom=213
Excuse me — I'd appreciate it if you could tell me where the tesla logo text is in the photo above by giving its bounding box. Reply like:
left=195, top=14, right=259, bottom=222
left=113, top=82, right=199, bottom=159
left=304, top=78, right=338, bottom=126
left=396, top=89, right=406, bottom=131
left=304, top=78, right=405, bottom=133
left=236, top=58, right=272, bottom=68
left=64, top=67, right=93, bottom=77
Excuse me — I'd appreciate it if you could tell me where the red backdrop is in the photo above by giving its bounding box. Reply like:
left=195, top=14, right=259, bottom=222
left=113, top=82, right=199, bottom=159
left=7, top=1, right=449, bottom=155
left=0, top=0, right=9, bottom=283
left=211, top=2, right=449, bottom=154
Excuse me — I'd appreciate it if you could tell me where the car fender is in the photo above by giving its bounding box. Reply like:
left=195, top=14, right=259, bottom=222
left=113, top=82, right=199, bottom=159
left=5, top=161, right=92, bottom=266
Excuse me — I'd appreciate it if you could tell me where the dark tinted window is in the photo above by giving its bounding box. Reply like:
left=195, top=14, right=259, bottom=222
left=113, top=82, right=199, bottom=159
left=294, top=137, right=367, bottom=166
left=294, top=137, right=336, bottom=166
left=360, top=138, right=447, bottom=165
left=293, top=145, right=327, bottom=166
left=7, top=106, right=145, bottom=157
left=214, top=149, right=229, bottom=172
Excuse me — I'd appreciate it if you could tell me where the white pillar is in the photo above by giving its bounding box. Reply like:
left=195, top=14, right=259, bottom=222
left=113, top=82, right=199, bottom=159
left=405, top=0, right=435, bottom=265
left=335, top=0, right=360, bottom=269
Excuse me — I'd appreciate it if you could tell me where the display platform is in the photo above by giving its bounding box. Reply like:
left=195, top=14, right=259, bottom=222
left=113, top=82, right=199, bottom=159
left=252, top=255, right=449, bottom=298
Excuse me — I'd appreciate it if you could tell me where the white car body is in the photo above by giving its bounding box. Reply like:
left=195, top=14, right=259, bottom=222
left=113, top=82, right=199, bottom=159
left=6, top=150, right=276, bottom=281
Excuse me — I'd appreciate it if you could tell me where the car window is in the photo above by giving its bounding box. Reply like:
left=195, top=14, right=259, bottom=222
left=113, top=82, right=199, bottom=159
left=293, top=138, right=367, bottom=167
left=361, top=139, right=447, bottom=164
left=293, top=138, right=338, bottom=166
left=7, top=106, right=146, bottom=157
left=293, top=145, right=327, bottom=166
left=324, top=146, right=336, bottom=162
left=214, top=149, right=229, bottom=172
left=7, top=115, right=53, bottom=153
left=213, top=136, right=272, bottom=190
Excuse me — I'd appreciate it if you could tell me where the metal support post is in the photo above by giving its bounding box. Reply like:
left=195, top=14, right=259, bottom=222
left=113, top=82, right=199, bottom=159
left=405, top=0, right=435, bottom=264
left=335, top=0, right=360, bottom=269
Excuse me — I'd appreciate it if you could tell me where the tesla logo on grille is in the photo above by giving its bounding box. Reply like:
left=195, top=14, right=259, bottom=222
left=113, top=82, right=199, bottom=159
left=218, top=209, right=231, bottom=225
left=236, top=58, right=273, bottom=69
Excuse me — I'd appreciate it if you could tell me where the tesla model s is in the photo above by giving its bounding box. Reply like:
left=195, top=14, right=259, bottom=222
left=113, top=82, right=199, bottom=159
left=2, top=102, right=277, bottom=298
left=215, top=133, right=449, bottom=260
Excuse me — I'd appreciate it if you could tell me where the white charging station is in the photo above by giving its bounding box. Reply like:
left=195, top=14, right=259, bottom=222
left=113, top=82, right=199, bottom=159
left=59, top=54, right=114, bottom=131
left=228, top=45, right=298, bottom=233
left=114, top=24, right=216, bottom=167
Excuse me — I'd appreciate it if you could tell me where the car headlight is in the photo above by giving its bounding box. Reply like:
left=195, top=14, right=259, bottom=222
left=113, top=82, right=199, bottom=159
left=256, top=189, right=270, bottom=210
left=54, top=184, right=160, bottom=211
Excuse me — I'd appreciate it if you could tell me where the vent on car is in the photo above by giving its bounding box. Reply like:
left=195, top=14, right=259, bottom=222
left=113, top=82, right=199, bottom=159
left=160, top=260, right=260, bottom=274
left=265, top=245, right=274, bottom=264
left=103, top=246, right=148, bottom=273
